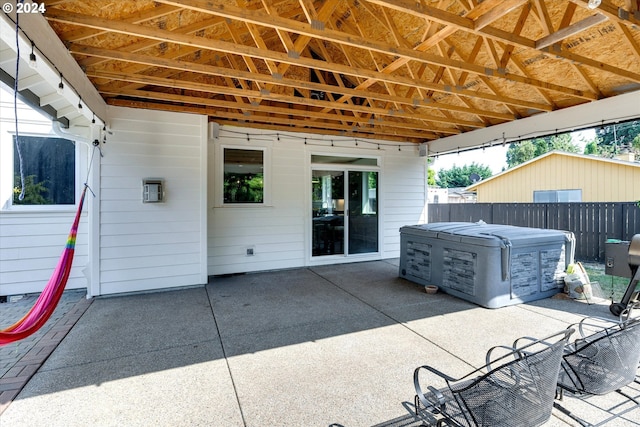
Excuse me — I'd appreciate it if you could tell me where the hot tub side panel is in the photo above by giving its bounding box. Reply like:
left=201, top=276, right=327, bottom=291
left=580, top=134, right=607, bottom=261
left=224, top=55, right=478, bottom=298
left=399, top=223, right=572, bottom=308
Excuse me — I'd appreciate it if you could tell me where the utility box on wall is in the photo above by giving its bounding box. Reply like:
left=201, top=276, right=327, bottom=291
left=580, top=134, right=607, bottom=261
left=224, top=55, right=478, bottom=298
left=142, top=179, right=164, bottom=203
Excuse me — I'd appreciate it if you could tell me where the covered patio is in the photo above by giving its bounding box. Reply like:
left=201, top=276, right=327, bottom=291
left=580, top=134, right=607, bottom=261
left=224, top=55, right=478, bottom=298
left=2, top=260, right=639, bottom=426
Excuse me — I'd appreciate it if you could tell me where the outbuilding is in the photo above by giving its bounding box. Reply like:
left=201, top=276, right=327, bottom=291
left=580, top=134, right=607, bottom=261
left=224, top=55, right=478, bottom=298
left=465, top=151, right=640, bottom=203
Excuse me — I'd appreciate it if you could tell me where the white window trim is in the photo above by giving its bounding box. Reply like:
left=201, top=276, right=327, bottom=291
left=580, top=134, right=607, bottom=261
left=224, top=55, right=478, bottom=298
left=214, top=143, right=271, bottom=207
left=1, top=131, right=81, bottom=213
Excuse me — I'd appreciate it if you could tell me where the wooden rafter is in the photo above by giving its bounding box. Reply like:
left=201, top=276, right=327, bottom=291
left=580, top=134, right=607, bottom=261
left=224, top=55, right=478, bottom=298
left=35, top=0, right=640, bottom=144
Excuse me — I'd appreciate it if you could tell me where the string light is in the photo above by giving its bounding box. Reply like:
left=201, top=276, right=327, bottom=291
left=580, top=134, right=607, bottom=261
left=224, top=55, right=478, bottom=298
left=16, top=33, right=107, bottom=128
left=28, top=42, right=37, bottom=69
left=206, top=116, right=637, bottom=158
left=587, top=0, right=601, bottom=9
left=57, top=73, right=64, bottom=95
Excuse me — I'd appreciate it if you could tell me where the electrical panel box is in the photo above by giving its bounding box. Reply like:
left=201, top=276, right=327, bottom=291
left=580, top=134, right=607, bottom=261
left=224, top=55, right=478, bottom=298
left=142, top=179, right=164, bottom=203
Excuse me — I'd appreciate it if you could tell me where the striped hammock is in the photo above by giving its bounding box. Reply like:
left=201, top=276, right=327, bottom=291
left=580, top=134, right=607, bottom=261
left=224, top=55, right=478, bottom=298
left=0, top=186, right=87, bottom=346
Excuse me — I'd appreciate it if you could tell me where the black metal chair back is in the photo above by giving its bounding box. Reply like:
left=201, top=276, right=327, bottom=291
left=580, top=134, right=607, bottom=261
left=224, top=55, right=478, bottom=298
left=558, top=318, right=640, bottom=396
left=414, top=329, right=572, bottom=427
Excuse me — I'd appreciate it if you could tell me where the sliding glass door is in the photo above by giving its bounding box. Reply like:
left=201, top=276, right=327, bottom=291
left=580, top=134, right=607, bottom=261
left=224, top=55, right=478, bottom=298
left=312, top=170, right=345, bottom=256
left=348, top=171, right=378, bottom=254
left=311, top=168, right=378, bottom=257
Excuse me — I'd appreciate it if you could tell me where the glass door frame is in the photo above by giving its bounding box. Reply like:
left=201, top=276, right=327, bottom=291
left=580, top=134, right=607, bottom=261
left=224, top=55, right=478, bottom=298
left=309, top=156, right=381, bottom=261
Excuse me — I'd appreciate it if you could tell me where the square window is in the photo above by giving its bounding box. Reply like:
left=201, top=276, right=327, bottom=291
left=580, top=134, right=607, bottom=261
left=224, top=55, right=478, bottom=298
left=223, top=148, right=264, bottom=204
left=13, top=135, right=75, bottom=205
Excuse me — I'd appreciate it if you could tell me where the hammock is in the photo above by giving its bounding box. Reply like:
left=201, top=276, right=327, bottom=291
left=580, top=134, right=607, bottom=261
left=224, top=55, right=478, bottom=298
left=0, top=185, right=87, bottom=346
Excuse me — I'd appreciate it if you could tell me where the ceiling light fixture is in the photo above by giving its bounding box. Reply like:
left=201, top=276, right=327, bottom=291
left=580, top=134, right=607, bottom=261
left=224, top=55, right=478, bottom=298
left=28, top=42, right=37, bottom=69
left=587, top=0, right=601, bottom=9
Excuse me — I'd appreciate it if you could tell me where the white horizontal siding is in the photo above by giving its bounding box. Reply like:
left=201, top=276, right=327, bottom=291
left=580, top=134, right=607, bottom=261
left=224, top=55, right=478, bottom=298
left=0, top=135, right=91, bottom=296
left=208, top=126, right=427, bottom=275
left=0, top=211, right=88, bottom=295
left=98, top=107, right=206, bottom=295
left=380, top=151, right=427, bottom=259
left=208, top=134, right=307, bottom=275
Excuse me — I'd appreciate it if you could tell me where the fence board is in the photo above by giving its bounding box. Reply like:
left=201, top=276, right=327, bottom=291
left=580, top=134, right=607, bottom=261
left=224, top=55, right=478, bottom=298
left=427, top=202, right=640, bottom=262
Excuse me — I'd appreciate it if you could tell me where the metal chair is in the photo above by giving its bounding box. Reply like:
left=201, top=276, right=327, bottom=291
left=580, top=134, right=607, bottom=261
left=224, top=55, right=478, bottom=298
left=554, top=309, right=640, bottom=426
left=414, top=329, right=573, bottom=427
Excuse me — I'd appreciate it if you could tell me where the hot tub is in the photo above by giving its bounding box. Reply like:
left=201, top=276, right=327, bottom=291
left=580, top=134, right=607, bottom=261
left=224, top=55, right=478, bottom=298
left=399, top=222, right=575, bottom=308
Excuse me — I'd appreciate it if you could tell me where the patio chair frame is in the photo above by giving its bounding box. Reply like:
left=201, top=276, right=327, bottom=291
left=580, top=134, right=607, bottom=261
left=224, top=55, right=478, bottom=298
left=553, top=310, right=640, bottom=427
left=414, top=329, right=573, bottom=427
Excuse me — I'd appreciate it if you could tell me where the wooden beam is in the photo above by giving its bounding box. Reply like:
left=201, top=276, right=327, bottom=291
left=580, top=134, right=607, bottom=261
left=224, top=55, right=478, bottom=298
left=70, top=43, right=545, bottom=115
left=144, top=1, right=598, bottom=99
left=366, top=0, right=640, bottom=85
left=473, top=0, right=528, bottom=30
left=101, top=89, right=458, bottom=137
left=47, top=9, right=590, bottom=104
left=107, top=98, right=427, bottom=142
left=567, top=0, right=640, bottom=28
left=58, top=4, right=178, bottom=43
left=92, top=73, right=484, bottom=128
left=536, top=13, right=608, bottom=49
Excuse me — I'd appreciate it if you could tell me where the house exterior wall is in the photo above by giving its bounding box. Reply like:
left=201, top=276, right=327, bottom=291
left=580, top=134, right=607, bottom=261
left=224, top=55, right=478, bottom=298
left=0, top=211, right=89, bottom=296
left=2, top=105, right=427, bottom=296
left=97, top=107, right=207, bottom=295
left=0, top=93, right=89, bottom=296
left=207, top=127, right=427, bottom=276
left=381, top=152, right=428, bottom=258
left=474, top=154, right=640, bottom=203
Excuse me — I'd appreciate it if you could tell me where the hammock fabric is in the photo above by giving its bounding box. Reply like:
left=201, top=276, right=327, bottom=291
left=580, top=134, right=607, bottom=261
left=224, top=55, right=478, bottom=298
left=0, top=186, right=87, bottom=346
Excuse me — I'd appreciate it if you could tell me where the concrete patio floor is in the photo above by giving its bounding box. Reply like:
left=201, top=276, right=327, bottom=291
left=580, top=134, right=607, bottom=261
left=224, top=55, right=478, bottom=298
left=0, top=259, right=638, bottom=426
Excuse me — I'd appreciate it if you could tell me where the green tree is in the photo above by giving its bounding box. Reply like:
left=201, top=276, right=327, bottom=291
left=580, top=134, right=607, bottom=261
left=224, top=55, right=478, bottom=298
left=592, top=120, right=640, bottom=160
left=506, top=133, right=579, bottom=168
left=583, top=140, right=598, bottom=155
left=596, top=120, right=640, bottom=148
left=13, top=175, right=51, bottom=205
left=435, top=163, right=492, bottom=188
left=427, top=168, right=436, bottom=186
left=506, top=140, right=536, bottom=168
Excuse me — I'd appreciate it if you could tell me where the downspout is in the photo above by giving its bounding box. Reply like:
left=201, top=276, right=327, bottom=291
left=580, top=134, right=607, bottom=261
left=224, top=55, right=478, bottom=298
left=51, top=121, right=92, bottom=145
left=52, top=121, right=102, bottom=298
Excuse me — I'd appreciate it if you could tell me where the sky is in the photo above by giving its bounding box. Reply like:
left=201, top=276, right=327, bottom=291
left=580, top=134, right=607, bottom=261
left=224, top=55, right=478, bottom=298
left=430, top=145, right=509, bottom=174
left=430, top=129, right=596, bottom=175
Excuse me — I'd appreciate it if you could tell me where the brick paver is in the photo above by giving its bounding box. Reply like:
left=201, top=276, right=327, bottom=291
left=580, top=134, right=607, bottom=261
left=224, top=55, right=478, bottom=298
left=0, top=291, right=92, bottom=415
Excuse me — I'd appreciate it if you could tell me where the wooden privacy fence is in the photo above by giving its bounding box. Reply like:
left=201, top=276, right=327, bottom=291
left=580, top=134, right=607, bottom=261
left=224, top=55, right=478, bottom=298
left=427, top=203, right=640, bottom=262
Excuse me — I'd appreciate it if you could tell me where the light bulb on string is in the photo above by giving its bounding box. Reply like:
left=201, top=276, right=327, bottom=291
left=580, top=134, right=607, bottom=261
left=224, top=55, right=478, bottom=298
left=29, top=42, right=37, bottom=69
left=57, top=73, right=64, bottom=95
left=587, top=0, right=601, bottom=9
